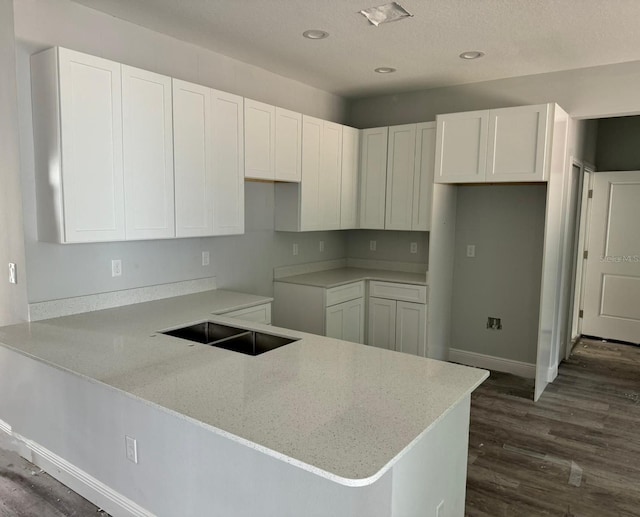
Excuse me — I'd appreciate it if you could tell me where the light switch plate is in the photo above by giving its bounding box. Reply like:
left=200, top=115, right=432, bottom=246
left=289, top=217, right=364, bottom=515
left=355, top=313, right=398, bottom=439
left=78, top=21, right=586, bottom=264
left=125, top=435, right=138, bottom=464
left=410, top=242, right=418, bottom=254
left=466, top=245, right=476, bottom=258
left=369, top=240, right=377, bottom=251
left=202, top=251, right=210, bottom=266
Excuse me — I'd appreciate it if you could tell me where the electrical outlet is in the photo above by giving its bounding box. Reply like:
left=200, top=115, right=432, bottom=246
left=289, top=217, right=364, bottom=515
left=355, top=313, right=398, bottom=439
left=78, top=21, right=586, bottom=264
left=202, top=251, right=210, bottom=266
left=466, top=244, right=476, bottom=258
left=293, top=243, right=299, bottom=256
left=436, top=500, right=445, bottom=517
left=319, top=240, right=325, bottom=252
left=8, top=263, right=17, bottom=284
left=369, top=240, right=377, bottom=251
left=487, top=317, right=502, bottom=330
left=125, top=435, right=138, bottom=464
left=111, top=259, right=122, bottom=277
left=410, top=242, right=418, bottom=254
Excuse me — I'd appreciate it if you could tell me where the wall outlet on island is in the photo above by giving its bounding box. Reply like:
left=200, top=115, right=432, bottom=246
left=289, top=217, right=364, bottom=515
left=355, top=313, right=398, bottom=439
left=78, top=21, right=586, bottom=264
left=410, top=242, right=418, bottom=254
left=125, top=435, right=138, bottom=464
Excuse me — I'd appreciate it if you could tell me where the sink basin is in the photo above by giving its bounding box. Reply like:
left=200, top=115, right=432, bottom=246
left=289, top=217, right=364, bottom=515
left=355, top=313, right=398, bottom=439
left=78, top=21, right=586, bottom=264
left=162, top=321, right=246, bottom=344
left=161, top=321, right=298, bottom=356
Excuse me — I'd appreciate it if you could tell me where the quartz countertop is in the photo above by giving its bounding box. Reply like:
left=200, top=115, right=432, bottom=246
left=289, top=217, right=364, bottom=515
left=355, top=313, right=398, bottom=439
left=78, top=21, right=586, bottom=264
left=0, top=289, right=486, bottom=487
left=275, top=267, right=428, bottom=288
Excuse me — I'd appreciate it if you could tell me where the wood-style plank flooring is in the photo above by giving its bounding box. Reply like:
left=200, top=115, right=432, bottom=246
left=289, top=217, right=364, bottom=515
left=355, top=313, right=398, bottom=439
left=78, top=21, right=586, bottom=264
left=466, top=338, right=640, bottom=516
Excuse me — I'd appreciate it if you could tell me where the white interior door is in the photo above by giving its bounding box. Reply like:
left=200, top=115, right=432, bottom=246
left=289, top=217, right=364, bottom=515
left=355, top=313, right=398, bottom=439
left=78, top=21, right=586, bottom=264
left=582, top=171, right=640, bottom=344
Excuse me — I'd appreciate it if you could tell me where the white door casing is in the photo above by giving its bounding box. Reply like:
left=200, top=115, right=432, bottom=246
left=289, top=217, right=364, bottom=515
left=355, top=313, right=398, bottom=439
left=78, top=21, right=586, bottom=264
left=582, top=171, right=640, bottom=343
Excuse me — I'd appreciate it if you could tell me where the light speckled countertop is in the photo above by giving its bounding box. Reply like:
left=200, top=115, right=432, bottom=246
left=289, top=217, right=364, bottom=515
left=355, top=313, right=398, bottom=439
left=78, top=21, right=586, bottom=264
left=275, top=267, right=428, bottom=288
left=0, top=289, right=486, bottom=486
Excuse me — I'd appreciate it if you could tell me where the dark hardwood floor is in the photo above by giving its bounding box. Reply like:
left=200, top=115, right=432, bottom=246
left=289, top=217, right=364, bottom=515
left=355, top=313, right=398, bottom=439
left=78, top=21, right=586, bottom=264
left=466, top=338, right=640, bottom=517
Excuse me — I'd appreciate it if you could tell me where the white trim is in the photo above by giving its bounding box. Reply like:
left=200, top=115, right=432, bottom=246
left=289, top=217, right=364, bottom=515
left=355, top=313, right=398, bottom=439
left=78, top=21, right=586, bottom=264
left=28, top=277, right=217, bottom=321
left=547, top=363, right=559, bottom=383
left=0, top=418, right=153, bottom=517
left=448, top=348, right=536, bottom=379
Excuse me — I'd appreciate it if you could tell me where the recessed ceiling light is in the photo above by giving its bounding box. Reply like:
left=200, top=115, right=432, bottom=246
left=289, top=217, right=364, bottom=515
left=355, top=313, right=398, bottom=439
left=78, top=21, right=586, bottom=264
left=303, top=29, right=329, bottom=40
left=459, top=51, right=485, bottom=60
left=374, top=67, right=397, bottom=74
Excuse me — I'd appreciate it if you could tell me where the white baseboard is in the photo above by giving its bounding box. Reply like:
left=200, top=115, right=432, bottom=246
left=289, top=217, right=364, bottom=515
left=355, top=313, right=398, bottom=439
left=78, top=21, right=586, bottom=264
left=448, top=348, right=536, bottom=379
left=0, top=419, right=153, bottom=517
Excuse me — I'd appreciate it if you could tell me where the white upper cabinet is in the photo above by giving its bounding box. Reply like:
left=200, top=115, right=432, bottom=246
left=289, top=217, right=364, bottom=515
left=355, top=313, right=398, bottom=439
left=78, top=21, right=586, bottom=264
left=340, top=126, right=360, bottom=229
left=435, top=110, right=489, bottom=184
left=212, top=90, right=244, bottom=235
left=412, top=122, right=436, bottom=231
left=359, top=123, right=435, bottom=232
left=319, top=121, right=343, bottom=230
left=486, top=104, right=551, bottom=182
left=385, top=124, right=417, bottom=230
left=244, top=99, right=276, bottom=180
left=122, top=65, right=174, bottom=240
left=275, top=107, right=302, bottom=182
left=32, top=47, right=125, bottom=243
left=359, top=127, right=389, bottom=229
left=173, top=79, right=214, bottom=237
left=435, top=104, right=553, bottom=184
left=300, top=115, right=323, bottom=230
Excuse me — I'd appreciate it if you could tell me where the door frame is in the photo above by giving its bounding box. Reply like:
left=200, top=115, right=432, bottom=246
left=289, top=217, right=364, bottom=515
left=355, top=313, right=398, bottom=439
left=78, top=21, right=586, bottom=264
left=566, top=161, right=595, bottom=359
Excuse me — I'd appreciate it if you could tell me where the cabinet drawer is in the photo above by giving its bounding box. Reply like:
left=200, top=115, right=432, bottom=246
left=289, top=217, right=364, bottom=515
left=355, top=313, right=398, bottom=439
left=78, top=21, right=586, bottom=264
left=369, top=281, right=427, bottom=304
left=325, top=281, right=364, bottom=307
left=221, top=303, right=272, bottom=324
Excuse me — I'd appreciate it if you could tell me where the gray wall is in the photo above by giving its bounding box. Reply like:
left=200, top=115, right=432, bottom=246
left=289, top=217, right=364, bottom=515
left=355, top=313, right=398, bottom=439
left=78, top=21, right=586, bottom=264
left=0, top=0, right=28, bottom=325
left=346, top=230, right=429, bottom=265
left=14, top=0, right=349, bottom=302
left=451, top=185, right=547, bottom=364
left=348, top=60, right=640, bottom=128
left=595, top=116, right=640, bottom=171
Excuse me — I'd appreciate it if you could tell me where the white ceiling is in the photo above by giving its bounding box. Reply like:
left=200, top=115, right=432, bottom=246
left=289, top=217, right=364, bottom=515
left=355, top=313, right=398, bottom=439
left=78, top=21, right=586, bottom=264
left=70, top=0, right=640, bottom=98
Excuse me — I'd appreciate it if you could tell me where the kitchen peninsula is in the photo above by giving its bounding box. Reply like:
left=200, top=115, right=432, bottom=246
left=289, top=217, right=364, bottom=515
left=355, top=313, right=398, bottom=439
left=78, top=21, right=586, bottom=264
left=0, top=289, right=487, bottom=517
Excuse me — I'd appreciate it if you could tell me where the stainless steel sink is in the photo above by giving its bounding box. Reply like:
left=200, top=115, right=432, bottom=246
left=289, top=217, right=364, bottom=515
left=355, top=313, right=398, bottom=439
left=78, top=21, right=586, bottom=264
left=161, top=322, right=298, bottom=356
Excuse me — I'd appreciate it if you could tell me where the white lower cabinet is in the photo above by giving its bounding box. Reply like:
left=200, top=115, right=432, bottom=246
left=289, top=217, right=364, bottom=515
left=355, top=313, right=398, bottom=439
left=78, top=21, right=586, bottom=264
left=326, top=297, right=365, bottom=344
left=220, top=303, right=272, bottom=325
left=367, top=281, right=427, bottom=357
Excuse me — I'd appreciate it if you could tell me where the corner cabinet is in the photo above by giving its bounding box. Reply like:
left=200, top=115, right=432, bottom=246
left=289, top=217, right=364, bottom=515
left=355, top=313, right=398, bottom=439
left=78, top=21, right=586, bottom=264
left=435, top=104, right=552, bottom=183
left=32, top=47, right=126, bottom=243
left=340, top=126, right=360, bottom=229
left=274, top=118, right=355, bottom=232
left=360, top=123, right=435, bottom=231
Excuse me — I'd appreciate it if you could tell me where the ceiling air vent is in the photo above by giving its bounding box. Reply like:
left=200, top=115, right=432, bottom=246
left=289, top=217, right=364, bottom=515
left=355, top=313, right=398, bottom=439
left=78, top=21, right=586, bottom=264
left=360, top=2, right=413, bottom=27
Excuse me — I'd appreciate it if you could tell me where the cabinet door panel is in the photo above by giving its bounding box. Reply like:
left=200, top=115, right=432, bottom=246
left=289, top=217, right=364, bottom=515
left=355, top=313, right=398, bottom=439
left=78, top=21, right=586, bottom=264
left=212, top=90, right=244, bottom=235
left=385, top=124, right=417, bottom=230
left=245, top=99, right=275, bottom=180
left=320, top=121, right=343, bottom=230
left=395, top=301, right=426, bottom=356
left=173, top=79, right=214, bottom=237
left=122, top=65, right=174, bottom=240
left=326, top=303, right=346, bottom=340
left=487, top=104, right=550, bottom=182
left=343, top=298, right=365, bottom=344
left=340, top=126, right=360, bottom=229
left=300, top=115, right=322, bottom=230
left=59, top=48, right=124, bottom=242
left=359, top=127, right=388, bottom=229
left=275, top=107, right=302, bottom=182
left=413, top=122, right=436, bottom=230
left=367, top=297, right=396, bottom=350
left=434, top=110, right=488, bottom=184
